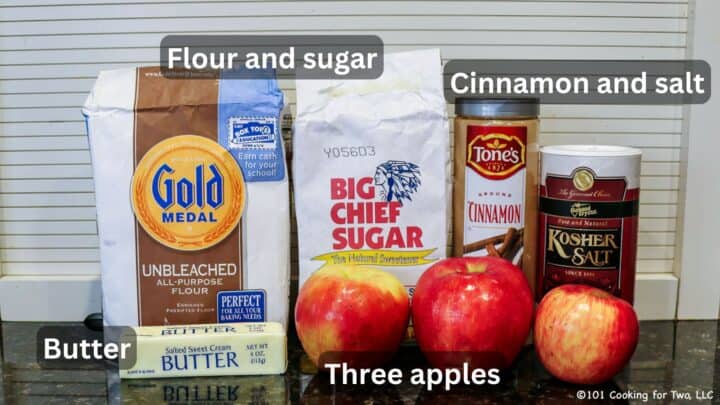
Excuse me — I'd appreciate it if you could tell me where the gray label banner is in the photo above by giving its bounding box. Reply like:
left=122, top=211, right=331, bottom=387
left=160, top=35, right=384, bottom=79
left=36, top=326, right=137, bottom=370
left=444, top=60, right=710, bottom=104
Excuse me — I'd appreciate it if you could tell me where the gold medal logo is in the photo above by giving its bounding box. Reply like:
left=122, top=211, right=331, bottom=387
left=573, top=169, right=595, bottom=192
left=131, top=135, right=245, bottom=251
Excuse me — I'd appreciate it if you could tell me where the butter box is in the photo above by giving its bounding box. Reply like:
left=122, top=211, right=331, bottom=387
left=119, top=322, right=287, bottom=379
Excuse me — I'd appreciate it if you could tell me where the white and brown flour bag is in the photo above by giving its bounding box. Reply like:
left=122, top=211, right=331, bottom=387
left=293, top=49, right=450, bottom=294
left=83, top=68, right=290, bottom=327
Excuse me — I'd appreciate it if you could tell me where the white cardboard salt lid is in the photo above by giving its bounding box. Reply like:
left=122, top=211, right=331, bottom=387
left=541, top=144, right=642, bottom=157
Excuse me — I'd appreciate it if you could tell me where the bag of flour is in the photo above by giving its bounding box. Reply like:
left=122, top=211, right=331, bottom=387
left=83, top=68, right=290, bottom=328
left=293, top=49, right=450, bottom=293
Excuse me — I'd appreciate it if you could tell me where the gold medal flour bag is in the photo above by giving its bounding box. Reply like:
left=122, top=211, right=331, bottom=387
left=293, top=49, right=450, bottom=294
left=83, top=68, right=290, bottom=327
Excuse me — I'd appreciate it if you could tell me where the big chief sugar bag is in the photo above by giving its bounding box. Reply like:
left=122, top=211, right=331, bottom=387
left=293, top=49, right=450, bottom=295
left=83, top=68, right=290, bottom=327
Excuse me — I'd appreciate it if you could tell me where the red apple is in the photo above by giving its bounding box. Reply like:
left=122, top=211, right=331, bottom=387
left=295, top=264, right=410, bottom=369
left=411, top=256, right=534, bottom=369
left=534, top=284, right=639, bottom=385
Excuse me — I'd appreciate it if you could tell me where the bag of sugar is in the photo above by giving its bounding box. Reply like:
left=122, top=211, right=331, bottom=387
left=83, top=68, right=290, bottom=328
left=293, top=49, right=450, bottom=297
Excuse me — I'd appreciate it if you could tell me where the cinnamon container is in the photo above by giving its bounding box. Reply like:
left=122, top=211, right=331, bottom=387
left=453, top=98, right=539, bottom=293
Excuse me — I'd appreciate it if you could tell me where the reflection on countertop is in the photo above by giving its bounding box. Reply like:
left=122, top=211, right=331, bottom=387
left=0, top=320, right=718, bottom=404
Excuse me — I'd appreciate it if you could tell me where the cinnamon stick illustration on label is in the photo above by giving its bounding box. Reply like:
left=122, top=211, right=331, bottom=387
left=463, top=227, right=524, bottom=265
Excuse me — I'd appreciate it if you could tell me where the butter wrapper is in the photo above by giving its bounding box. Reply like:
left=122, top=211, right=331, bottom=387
left=119, top=322, right=287, bottom=379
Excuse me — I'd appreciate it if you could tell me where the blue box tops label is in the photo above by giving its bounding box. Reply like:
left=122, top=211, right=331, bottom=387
left=230, top=118, right=276, bottom=148
left=217, top=290, right=266, bottom=323
left=221, top=116, right=285, bottom=183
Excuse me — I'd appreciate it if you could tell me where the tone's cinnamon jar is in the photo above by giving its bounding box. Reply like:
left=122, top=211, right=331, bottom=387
left=453, top=98, right=539, bottom=293
left=537, top=145, right=641, bottom=304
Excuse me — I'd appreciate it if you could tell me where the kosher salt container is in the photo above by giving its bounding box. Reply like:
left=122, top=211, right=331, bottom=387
left=538, top=145, right=642, bottom=304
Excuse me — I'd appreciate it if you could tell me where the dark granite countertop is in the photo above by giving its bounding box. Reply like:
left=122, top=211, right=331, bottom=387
left=1, top=320, right=718, bottom=404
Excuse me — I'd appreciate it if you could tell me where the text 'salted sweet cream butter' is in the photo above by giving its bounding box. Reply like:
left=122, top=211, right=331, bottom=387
left=538, top=145, right=642, bottom=303
left=83, top=68, right=290, bottom=327
left=120, top=322, right=287, bottom=379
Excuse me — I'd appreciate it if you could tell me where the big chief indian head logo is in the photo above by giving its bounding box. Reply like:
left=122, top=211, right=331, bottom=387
left=131, top=135, right=245, bottom=251
left=467, top=129, right=526, bottom=180
left=373, top=160, right=421, bottom=206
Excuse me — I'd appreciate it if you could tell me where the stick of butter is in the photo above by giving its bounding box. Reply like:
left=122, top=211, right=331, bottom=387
left=119, top=322, right=286, bottom=379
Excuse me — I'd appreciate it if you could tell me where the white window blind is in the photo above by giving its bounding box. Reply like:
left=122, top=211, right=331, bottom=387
left=0, top=0, right=687, bottom=320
